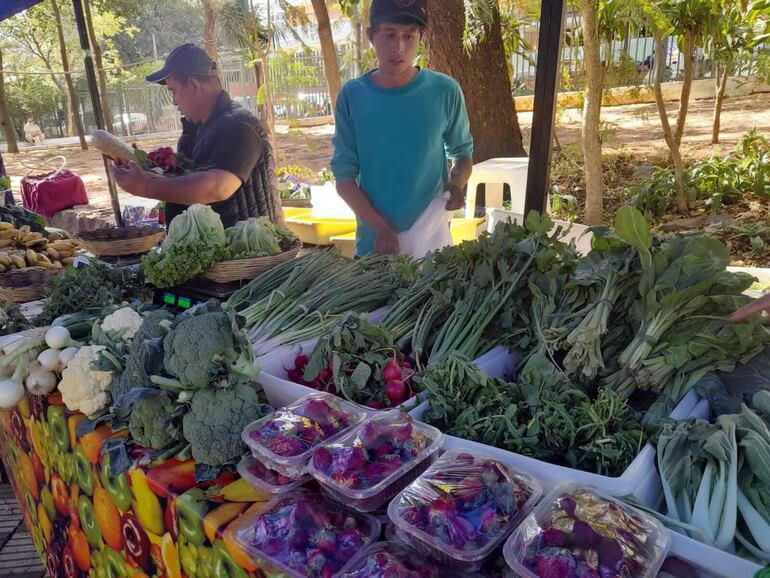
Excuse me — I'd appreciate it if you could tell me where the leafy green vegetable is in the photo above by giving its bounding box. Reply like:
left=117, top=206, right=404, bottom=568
left=0, top=302, right=31, bottom=337
left=128, top=390, right=186, bottom=450
left=418, top=353, right=645, bottom=476
left=225, top=217, right=298, bottom=259
left=38, top=261, right=148, bottom=325
left=142, top=204, right=227, bottom=288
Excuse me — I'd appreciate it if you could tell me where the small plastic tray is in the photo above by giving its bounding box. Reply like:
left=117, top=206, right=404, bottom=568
left=237, top=454, right=310, bottom=496
left=284, top=215, right=357, bottom=246
left=230, top=489, right=380, bottom=578
left=308, top=412, right=443, bottom=512
left=387, top=449, right=542, bottom=572
left=242, top=392, right=367, bottom=478
left=503, top=483, right=671, bottom=578
left=336, top=541, right=476, bottom=578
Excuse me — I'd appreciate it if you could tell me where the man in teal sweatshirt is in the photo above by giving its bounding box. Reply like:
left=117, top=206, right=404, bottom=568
left=331, top=0, right=474, bottom=256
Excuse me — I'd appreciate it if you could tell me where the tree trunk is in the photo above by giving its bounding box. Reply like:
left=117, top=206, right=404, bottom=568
left=653, top=35, right=688, bottom=215
left=361, top=1, right=371, bottom=51
left=260, top=52, right=276, bottom=139
left=201, top=0, right=220, bottom=67
left=0, top=48, right=18, bottom=154
left=578, top=0, right=603, bottom=226
left=711, top=60, right=730, bottom=144
left=83, top=0, right=114, bottom=132
left=425, top=0, right=526, bottom=162
left=352, top=3, right=362, bottom=77
left=52, top=0, right=87, bottom=150
left=674, top=31, right=695, bottom=149
left=310, top=0, right=342, bottom=111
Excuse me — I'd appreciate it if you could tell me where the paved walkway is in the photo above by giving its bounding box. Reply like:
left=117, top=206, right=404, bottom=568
left=0, top=485, right=45, bottom=577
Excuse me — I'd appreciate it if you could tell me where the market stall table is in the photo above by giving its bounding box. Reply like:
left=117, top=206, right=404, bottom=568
left=0, top=394, right=282, bottom=578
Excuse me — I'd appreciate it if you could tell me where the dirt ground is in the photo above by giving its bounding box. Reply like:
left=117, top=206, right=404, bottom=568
left=3, top=92, right=769, bottom=224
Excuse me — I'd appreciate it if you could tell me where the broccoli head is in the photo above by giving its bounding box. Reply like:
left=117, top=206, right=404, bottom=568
left=128, top=391, right=185, bottom=450
left=182, top=383, right=272, bottom=466
left=133, top=309, right=175, bottom=343
left=158, top=301, right=259, bottom=390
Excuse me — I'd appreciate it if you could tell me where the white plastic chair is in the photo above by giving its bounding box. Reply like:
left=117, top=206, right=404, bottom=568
left=464, top=157, right=529, bottom=219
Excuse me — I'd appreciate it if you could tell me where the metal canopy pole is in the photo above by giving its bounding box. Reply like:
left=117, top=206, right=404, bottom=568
left=71, top=0, right=124, bottom=227
left=523, top=0, right=567, bottom=215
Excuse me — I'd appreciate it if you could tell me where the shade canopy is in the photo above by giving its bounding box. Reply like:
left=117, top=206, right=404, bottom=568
left=0, top=1, right=44, bottom=21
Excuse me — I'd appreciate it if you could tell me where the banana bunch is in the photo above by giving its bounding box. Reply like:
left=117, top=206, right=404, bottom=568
left=0, top=222, right=77, bottom=272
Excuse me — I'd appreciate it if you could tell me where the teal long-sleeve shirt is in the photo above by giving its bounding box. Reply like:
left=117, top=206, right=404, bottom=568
left=331, top=68, right=474, bottom=256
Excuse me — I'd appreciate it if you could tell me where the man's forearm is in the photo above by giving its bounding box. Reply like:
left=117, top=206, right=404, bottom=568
left=144, top=170, right=240, bottom=205
left=336, top=180, right=394, bottom=233
left=448, top=156, right=473, bottom=190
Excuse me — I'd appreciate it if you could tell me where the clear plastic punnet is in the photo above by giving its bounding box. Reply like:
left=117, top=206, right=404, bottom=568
left=237, top=454, right=311, bottom=496
left=242, top=392, right=367, bottom=478
left=230, top=488, right=380, bottom=578
left=336, top=541, right=478, bottom=578
left=308, top=412, right=443, bottom=512
left=503, top=484, right=671, bottom=578
left=387, top=450, right=542, bottom=572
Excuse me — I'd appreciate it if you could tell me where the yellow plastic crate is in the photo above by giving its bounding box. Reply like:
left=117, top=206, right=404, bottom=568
left=282, top=207, right=311, bottom=220
left=330, top=217, right=485, bottom=256
left=284, top=215, right=357, bottom=246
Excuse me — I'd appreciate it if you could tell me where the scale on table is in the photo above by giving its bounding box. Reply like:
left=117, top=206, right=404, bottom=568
left=152, top=277, right=245, bottom=311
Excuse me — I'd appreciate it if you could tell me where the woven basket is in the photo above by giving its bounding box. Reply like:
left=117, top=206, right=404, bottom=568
left=0, top=268, right=63, bottom=303
left=75, top=226, right=165, bottom=256
left=201, top=242, right=301, bottom=283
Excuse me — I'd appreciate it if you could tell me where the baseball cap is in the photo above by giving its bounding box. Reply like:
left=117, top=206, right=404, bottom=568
left=370, top=0, right=427, bottom=27
left=146, top=43, right=217, bottom=85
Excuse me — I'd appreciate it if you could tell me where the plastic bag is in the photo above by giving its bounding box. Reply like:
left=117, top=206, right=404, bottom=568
left=398, top=192, right=453, bottom=258
left=503, top=484, right=670, bottom=578
left=387, top=450, right=541, bottom=571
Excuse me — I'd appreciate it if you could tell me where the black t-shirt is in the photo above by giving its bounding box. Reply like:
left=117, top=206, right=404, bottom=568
left=167, top=91, right=282, bottom=228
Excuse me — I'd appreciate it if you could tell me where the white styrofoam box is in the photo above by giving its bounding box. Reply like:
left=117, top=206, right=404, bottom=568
left=486, top=208, right=594, bottom=256
left=667, top=532, right=760, bottom=578
left=310, top=182, right=355, bottom=219
left=473, top=346, right=517, bottom=378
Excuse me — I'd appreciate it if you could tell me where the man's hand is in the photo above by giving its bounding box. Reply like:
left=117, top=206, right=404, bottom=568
left=445, top=182, right=465, bottom=211
left=728, top=292, right=770, bottom=323
left=110, top=161, right=149, bottom=197
left=374, top=225, right=400, bottom=255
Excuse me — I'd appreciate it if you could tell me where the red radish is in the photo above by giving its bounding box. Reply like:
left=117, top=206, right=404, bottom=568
left=367, top=400, right=385, bottom=410
left=385, top=379, right=406, bottom=403
left=318, top=368, right=332, bottom=383
left=382, top=362, right=401, bottom=382
left=287, top=368, right=303, bottom=383
left=294, top=354, right=309, bottom=369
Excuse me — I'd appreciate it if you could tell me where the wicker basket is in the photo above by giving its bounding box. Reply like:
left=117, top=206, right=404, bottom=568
left=0, top=268, right=63, bottom=303
left=201, top=242, right=301, bottom=283
left=75, top=226, right=165, bottom=256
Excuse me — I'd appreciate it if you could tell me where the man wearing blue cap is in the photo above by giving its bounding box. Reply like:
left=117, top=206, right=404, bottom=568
left=331, top=0, right=474, bottom=256
left=111, top=43, right=283, bottom=227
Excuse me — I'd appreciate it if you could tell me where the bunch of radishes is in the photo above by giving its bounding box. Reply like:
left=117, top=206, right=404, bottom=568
left=286, top=350, right=416, bottom=409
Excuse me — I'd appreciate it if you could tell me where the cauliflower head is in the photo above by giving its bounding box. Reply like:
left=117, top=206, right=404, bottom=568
left=129, top=392, right=185, bottom=450
left=59, top=345, right=114, bottom=416
left=182, top=384, right=272, bottom=466
left=101, top=307, right=144, bottom=340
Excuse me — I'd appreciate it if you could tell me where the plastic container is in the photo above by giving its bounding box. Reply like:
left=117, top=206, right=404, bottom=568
left=310, top=182, right=356, bottom=219
left=503, top=484, right=670, bottom=578
left=387, top=450, right=542, bottom=572
left=242, top=393, right=367, bottom=478
left=473, top=345, right=517, bottom=379
left=336, top=541, right=473, bottom=578
left=230, top=489, right=380, bottom=578
left=664, top=531, right=760, bottom=578
left=308, top=412, right=443, bottom=512
left=237, top=454, right=311, bottom=496
left=284, top=215, right=357, bottom=245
